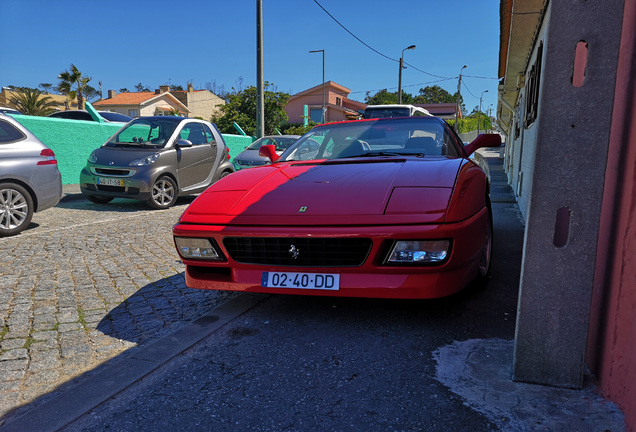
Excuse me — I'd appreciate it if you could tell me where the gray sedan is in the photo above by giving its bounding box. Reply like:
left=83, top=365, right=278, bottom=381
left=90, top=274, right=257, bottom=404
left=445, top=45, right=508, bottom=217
left=234, top=135, right=300, bottom=169
left=0, top=113, right=63, bottom=236
left=80, top=116, right=235, bottom=209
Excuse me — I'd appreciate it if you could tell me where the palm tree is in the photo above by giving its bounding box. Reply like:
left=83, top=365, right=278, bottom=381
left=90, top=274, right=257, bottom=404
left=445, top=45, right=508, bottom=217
left=10, top=88, right=58, bottom=116
left=57, top=64, right=92, bottom=109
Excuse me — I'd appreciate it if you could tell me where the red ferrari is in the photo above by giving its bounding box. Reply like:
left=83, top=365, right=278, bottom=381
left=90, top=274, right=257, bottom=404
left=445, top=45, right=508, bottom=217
left=173, top=117, right=501, bottom=299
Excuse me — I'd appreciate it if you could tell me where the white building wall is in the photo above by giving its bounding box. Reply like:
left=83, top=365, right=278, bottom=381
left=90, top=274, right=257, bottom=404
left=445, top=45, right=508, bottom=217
left=510, top=8, right=550, bottom=221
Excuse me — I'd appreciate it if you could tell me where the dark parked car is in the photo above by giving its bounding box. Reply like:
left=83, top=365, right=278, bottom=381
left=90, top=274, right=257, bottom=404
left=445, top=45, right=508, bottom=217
left=0, top=107, right=22, bottom=115
left=0, top=113, right=62, bottom=236
left=234, top=135, right=300, bottom=169
left=80, top=116, right=235, bottom=209
left=49, top=110, right=132, bottom=123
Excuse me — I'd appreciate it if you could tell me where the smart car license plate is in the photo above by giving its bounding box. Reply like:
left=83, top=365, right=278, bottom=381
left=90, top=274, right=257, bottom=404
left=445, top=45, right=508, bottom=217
left=261, top=272, right=340, bottom=290
left=97, top=177, right=124, bottom=187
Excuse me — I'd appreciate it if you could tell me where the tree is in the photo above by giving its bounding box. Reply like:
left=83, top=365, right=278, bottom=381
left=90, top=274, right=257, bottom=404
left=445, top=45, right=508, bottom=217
left=211, top=82, right=290, bottom=136
left=39, top=83, right=55, bottom=94
left=365, top=89, right=414, bottom=105
left=414, top=85, right=454, bottom=103
left=413, top=85, right=466, bottom=114
left=57, top=64, right=93, bottom=109
left=10, top=88, right=58, bottom=116
left=134, top=83, right=151, bottom=92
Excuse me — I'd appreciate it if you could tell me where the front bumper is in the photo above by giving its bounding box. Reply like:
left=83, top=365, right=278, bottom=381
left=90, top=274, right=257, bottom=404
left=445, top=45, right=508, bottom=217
left=173, top=208, right=489, bottom=299
left=79, top=166, right=153, bottom=201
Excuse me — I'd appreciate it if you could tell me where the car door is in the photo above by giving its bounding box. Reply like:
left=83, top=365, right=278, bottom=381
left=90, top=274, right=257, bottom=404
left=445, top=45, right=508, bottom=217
left=175, top=122, right=218, bottom=190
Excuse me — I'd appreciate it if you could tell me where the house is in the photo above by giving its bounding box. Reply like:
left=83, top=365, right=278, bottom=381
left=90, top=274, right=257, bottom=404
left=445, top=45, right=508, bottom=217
left=413, top=103, right=459, bottom=120
left=285, top=81, right=366, bottom=124
left=93, top=86, right=191, bottom=118
left=169, top=84, right=225, bottom=119
left=497, top=0, right=635, bottom=429
left=0, top=87, right=78, bottom=112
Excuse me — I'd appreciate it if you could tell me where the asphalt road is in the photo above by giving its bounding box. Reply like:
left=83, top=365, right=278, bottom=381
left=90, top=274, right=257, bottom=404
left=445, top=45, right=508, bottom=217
left=1, top=154, right=625, bottom=431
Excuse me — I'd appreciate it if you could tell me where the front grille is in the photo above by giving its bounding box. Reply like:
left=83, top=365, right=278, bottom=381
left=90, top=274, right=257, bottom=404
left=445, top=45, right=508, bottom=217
left=93, top=168, right=133, bottom=176
left=223, top=237, right=372, bottom=267
left=96, top=185, right=125, bottom=192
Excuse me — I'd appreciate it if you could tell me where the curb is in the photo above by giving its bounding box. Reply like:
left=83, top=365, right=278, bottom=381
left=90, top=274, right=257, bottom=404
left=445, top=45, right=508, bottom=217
left=0, top=294, right=268, bottom=432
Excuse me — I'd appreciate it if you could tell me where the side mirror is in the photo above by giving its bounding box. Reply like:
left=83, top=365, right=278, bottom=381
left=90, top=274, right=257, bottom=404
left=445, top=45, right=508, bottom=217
left=259, top=144, right=280, bottom=162
left=464, top=134, right=501, bottom=156
left=178, top=139, right=193, bottom=147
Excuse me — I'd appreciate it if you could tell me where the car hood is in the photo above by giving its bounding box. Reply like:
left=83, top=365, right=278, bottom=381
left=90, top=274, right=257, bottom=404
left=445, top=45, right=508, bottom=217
left=89, top=146, right=168, bottom=167
left=179, top=158, right=464, bottom=226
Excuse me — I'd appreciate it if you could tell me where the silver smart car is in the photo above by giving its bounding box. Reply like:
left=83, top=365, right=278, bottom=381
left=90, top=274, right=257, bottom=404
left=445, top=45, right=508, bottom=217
left=80, top=116, right=234, bottom=209
left=0, top=113, right=63, bottom=237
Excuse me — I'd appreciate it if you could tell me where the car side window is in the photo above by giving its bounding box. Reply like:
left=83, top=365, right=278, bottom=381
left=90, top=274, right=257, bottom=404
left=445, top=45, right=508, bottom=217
left=202, top=125, right=217, bottom=145
left=180, top=123, right=207, bottom=145
left=0, top=120, right=25, bottom=144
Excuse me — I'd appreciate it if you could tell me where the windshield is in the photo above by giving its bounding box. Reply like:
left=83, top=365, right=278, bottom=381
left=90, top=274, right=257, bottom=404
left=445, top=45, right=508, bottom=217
left=279, top=117, right=462, bottom=162
left=105, top=118, right=180, bottom=148
left=247, top=136, right=298, bottom=151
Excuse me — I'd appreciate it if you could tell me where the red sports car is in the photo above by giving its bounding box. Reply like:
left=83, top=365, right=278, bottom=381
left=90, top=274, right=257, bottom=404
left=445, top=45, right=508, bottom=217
left=173, top=117, right=501, bottom=299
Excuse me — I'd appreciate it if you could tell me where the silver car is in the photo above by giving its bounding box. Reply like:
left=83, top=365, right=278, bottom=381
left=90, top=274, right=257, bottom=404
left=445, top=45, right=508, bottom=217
left=234, top=135, right=300, bottom=169
left=0, top=113, right=63, bottom=237
left=80, top=116, right=235, bottom=209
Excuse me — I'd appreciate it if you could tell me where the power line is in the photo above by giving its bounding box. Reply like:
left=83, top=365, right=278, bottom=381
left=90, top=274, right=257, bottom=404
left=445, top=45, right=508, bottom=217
left=312, top=0, right=453, bottom=80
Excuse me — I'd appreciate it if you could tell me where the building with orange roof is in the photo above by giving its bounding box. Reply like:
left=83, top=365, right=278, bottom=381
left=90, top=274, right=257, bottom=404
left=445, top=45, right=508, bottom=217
left=93, top=86, right=190, bottom=117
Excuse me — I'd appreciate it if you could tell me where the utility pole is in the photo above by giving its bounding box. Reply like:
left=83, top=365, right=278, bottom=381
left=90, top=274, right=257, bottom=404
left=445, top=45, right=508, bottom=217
left=477, top=90, right=488, bottom=135
left=309, top=50, right=325, bottom=123
left=455, top=65, right=467, bottom=133
left=256, top=0, right=264, bottom=138
left=398, top=45, right=416, bottom=104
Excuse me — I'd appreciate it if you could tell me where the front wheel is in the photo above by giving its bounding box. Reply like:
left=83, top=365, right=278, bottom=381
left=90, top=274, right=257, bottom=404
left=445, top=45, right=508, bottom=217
left=146, top=176, right=178, bottom=209
left=0, top=183, right=34, bottom=237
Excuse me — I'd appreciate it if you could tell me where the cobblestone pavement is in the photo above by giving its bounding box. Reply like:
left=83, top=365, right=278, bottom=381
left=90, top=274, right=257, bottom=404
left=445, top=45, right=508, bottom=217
left=0, top=194, right=236, bottom=419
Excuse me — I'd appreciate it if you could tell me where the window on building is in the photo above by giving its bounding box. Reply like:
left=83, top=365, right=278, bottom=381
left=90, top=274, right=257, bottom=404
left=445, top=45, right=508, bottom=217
left=128, top=109, right=138, bottom=118
left=525, top=42, right=543, bottom=127
left=336, top=97, right=342, bottom=106
left=310, top=108, right=323, bottom=123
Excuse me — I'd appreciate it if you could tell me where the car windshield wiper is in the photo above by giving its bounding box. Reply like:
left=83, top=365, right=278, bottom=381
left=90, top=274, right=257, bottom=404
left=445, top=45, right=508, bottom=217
left=341, top=151, right=405, bottom=158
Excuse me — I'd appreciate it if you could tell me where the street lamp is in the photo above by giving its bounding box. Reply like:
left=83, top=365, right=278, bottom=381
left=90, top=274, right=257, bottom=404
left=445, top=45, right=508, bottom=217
left=455, top=65, right=467, bottom=132
left=309, top=49, right=325, bottom=123
left=477, top=90, right=488, bottom=135
left=398, top=45, right=416, bottom=104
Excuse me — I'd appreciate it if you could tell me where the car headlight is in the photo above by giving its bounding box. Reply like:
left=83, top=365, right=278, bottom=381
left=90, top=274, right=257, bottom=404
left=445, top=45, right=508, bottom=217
left=88, top=151, right=98, bottom=164
left=174, top=237, right=225, bottom=261
left=130, top=153, right=160, bottom=166
left=386, top=240, right=451, bottom=264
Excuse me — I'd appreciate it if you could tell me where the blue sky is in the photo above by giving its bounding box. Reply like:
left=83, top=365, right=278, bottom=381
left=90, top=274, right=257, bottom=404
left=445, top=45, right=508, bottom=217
left=1, top=0, right=500, bottom=112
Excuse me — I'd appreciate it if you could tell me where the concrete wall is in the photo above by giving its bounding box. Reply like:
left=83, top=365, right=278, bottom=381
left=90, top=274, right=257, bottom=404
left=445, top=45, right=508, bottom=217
left=513, top=0, right=624, bottom=389
left=12, top=115, right=252, bottom=185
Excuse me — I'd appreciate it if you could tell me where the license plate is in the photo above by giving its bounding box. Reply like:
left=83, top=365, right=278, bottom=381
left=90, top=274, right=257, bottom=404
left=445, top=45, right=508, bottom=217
left=97, top=177, right=124, bottom=187
left=261, top=272, right=340, bottom=290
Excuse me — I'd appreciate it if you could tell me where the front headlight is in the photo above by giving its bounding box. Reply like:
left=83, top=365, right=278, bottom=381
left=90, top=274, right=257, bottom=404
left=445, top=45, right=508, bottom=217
left=174, top=237, right=225, bottom=261
left=386, top=240, right=451, bottom=264
left=130, top=153, right=160, bottom=166
left=88, top=151, right=98, bottom=164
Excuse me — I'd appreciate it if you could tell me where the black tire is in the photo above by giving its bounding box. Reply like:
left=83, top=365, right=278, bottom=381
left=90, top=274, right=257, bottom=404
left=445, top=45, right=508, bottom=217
left=85, top=195, right=114, bottom=204
left=146, top=176, right=178, bottom=209
left=0, top=182, right=34, bottom=237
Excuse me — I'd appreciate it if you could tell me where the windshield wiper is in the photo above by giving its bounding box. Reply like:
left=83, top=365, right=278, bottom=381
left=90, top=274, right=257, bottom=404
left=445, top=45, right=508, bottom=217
left=342, top=151, right=405, bottom=158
